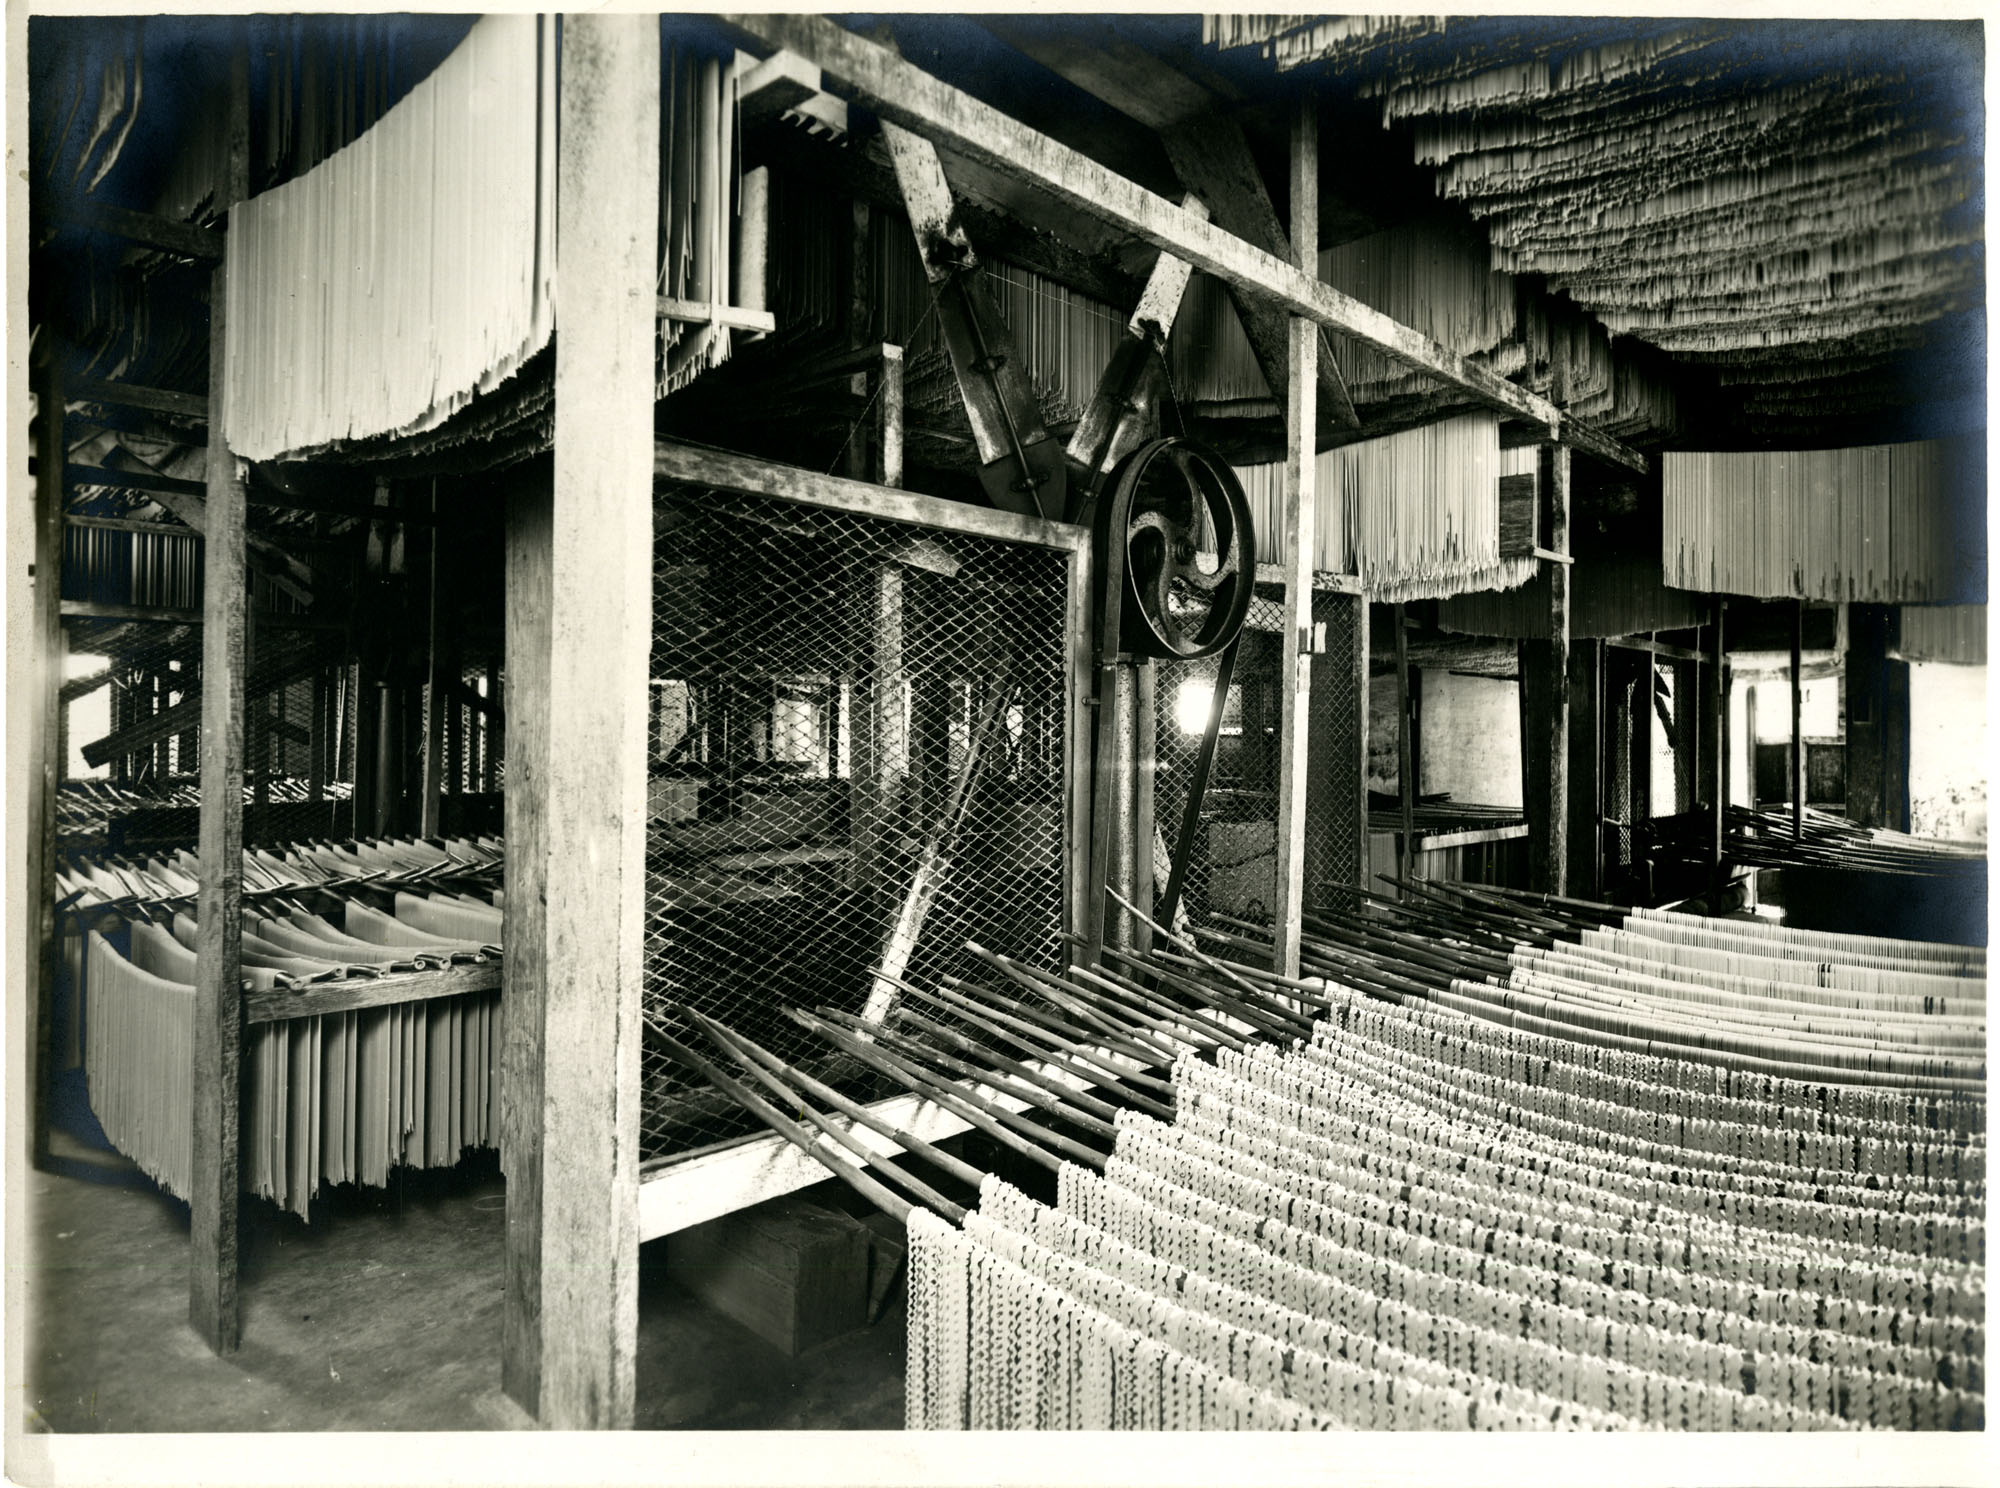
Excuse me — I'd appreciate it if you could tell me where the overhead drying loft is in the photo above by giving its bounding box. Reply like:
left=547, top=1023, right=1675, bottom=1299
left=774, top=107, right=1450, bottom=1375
left=15, top=8, right=1987, bottom=1456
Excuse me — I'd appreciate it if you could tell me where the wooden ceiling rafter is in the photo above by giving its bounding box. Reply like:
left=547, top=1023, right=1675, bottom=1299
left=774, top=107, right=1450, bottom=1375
left=726, top=13, right=1656, bottom=479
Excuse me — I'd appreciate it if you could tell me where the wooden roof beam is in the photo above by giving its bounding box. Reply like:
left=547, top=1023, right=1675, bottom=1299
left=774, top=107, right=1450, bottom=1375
left=726, top=13, right=1557, bottom=438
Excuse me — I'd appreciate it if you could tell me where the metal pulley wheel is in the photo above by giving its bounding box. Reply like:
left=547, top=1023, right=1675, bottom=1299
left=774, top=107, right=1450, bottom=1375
left=1096, top=436, right=1256, bottom=660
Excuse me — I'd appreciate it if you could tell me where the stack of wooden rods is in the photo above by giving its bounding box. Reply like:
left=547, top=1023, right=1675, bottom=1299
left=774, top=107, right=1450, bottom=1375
left=1726, top=805, right=1987, bottom=877
left=642, top=921, right=1338, bottom=1225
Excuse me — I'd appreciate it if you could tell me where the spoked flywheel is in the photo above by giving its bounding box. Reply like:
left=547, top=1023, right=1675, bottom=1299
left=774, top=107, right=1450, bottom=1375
left=1096, top=436, right=1257, bottom=661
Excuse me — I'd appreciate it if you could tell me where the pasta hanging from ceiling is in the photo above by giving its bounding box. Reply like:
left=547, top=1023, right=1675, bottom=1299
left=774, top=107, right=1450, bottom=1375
left=1662, top=440, right=1985, bottom=604
left=1233, top=413, right=1537, bottom=601
left=222, top=15, right=554, bottom=463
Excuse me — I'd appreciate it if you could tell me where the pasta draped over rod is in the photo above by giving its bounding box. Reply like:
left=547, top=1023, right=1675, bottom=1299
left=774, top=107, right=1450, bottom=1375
left=223, top=14, right=555, bottom=463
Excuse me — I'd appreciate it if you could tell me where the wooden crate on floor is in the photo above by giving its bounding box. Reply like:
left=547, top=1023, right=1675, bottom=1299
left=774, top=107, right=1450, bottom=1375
left=669, top=1195, right=875, bottom=1356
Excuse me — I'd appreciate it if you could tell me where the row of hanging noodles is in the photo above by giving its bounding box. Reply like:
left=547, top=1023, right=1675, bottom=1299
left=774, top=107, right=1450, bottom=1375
left=222, top=14, right=555, bottom=463
left=62, top=522, right=201, bottom=611
left=903, top=976, right=1983, bottom=1429
left=1895, top=603, right=1988, bottom=667
left=1436, top=550, right=1711, bottom=639
left=68, top=835, right=503, bottom=1217
left=1662, top=438, right=1984, bottom=604
left=149, top=15, right=476, bottom=227
left=1232, top=412, right=1538, bottom=601
left=83, top=925, right=500, bottom=1216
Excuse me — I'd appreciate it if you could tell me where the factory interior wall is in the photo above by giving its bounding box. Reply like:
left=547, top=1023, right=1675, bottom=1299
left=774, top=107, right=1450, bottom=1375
left=1416, top=669, right=1522, bottom=808
left=1908, top=661, right=1989, bottom=842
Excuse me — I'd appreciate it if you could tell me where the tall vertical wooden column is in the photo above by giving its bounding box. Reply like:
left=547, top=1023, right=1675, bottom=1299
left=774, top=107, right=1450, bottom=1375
left=190, top=38, right=250, bottom=1354
left=1270, top=95, right=1318, bottom=980
left=1523, top=441, right=1571, bottom=895
left=1791, top=600, right=1805, bottom=834
left=1707, top=597, right=1729, bottom=904
left=1566, top=639, right=1603, bottom=899
left=28, top=347, right=65, bottom=1168
left=501, top=12, right=657, bottom=1430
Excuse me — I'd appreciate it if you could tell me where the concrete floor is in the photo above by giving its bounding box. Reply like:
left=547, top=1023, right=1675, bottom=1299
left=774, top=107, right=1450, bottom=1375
left=20, top=1101, right=905, bottom=1434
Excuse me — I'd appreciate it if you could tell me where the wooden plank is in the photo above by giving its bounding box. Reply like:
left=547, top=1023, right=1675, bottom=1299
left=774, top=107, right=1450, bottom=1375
left=1710, top=598, right=1728, bottom=891
left=725, top=14, right=1558, bottom=435
left=65, top=462, right=206, bottom=499
left=1792, top=600, right=1805, bottom=838
left=655, top=297, right=777, bottom=333
left=1411, top=822, right=1530, bottom=852
left=245, top=962, right=501, bottom=1025
left=1064, top=541, right=1095, bottom=947
left=69, top=377, right=209, bottom=420
left=1541, top=442, right=1572, bottom=896
left=500, top=474, right=552, bottom=1417
left=876, top=344, right=904, bottom=491
left=1126, top=195, right=1206, bottom=341
left=1559, top=410, right=1650, bottom=476
left=189, top=37, right=248, bottom=1357
left=637, top=1087, right=1024, bottom=1241
left=421, top=496, right=447, bottom=837
left=1605, top=634, right=1707, bottom=664
left=60, top=600, right=341, bottom=631
left=1394, top=602, right=1414, bottom=893
left=1252, top=561, right=1364, bottom=595
left=1270, top=96, right=1317, bottom=982
left=735, top=47, right=821, bottom=129
left=29, top=347, right=65, bottom=1168
left=636, top=1028, right=1147, bottom=1238
left=53, top=201, right=223, bottom=261
left=502, top=13, right=656, bottom=1432
left=655, top=439, right=1087, bottom=555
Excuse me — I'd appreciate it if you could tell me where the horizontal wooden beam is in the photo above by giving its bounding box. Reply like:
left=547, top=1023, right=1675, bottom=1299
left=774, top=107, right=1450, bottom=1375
left=245, top=961, right=500, bottom=1025
left=656, top=297, right=777, bottom=334
left=1605, top=634, right=1708, bottom=663
left=64, top=512, right=197, bottom=538
left=1252, top=561, right=1363, bottom=595
left=65, top=463, right=206, bottom=499
left=655, top=438, right=1089, bottom=554
left=248, top=484, right=440, bottom=527
left=50, top=202, right=223, bottom=261
left=1558, top=412, right=1651, bottom=475
left=60, top=599, right=344, bottom=630
left=70, top=377, right=209, bottom=420
left=725, top=14, right=1558, bottom=436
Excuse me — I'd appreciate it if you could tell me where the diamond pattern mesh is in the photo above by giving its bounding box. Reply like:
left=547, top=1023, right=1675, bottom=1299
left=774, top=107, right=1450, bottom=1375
left=641, top=484, right=1075, bottom=1160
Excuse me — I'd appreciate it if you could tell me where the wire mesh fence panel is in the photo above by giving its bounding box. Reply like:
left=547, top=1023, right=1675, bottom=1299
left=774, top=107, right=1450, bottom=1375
left=642, top=485, right=1076, bottom=1160
left=1150, top=590, right=1288, bottom=933
left=1304, top=587, right=1367, bottom=916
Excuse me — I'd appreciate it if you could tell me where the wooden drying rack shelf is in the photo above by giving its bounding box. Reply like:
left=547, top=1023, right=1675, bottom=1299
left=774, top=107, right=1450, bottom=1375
left=242, top=960, right=501, bottom=1025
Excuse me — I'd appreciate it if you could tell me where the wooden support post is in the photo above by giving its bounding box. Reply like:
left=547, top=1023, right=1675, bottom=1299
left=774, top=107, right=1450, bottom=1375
left=1105, top=659, right=1143, bottom=950
left=876, top=344, right=904, bottom=491
left=501, top=12, right=655, bottom=1430
left=190, top=37, right=249, bottom=1355
left=1791, top=599, right=1804, bottom=836
left=1132, top=660, right=1157, bottom=949
left=1270, top=95, right=1317, bottom=981
left=844, top=200, right=873, bottom=483
left=421, top=490, right=448, bottom=837
left=28, top=342, right=65, bottom=1167
left=1393, top=603, right=1414, bottom=894
left=1526, top=441, right=1571, bottom=896
left=1709, top=596, right=1728, bottom=904
left=1565, top=639, right=1603, bottom=900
